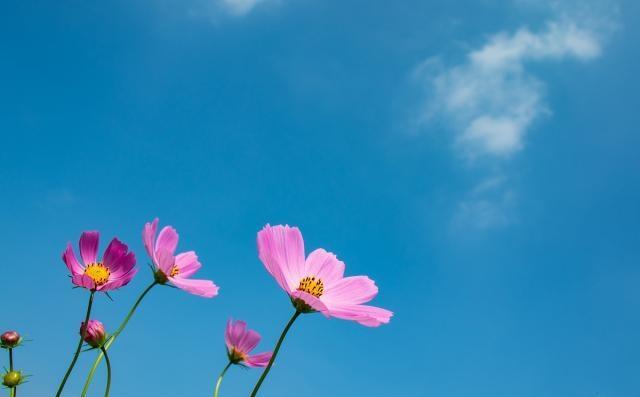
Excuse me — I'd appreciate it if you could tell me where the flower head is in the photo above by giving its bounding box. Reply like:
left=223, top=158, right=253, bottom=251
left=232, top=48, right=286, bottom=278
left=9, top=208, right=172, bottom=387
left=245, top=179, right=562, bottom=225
left=143, top=218, right=219, bottom=298
left=0, top=331, right=21, bottom=349
left=62, top=231, right=137, bottom=292
left=257, top=224, right=393, bottom=326
left=2, top=370, right=24, bottom=388
left=224, top=319, right=272, bottom=367
left=80, top=320, right=106, bottom=348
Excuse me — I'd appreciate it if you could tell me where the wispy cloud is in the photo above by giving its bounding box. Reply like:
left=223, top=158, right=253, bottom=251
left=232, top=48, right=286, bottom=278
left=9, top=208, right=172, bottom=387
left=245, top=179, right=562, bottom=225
left=452, top=176, right=516, bottom=230
left=218, top=0, right=274, bottom=16
left=416, top=20, right=602, bottom=159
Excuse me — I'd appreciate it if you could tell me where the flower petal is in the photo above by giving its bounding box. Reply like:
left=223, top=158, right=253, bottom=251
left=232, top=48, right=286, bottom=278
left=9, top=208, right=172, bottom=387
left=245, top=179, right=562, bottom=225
left=170, top=277, right=219, bottom=298
left=102, top=238, right=129, bottom=269
left=62, top=244, right=83, bottom=275
left=291, top=290, right=329, bottom=316
left=257, top=225, right=305, bottom=293
left=236, top=329, right=261, bottom=354
left=71, top=273, right=95, bottom=290
left=303, top=249, right=345, bottom=286
left=156, top=226, right=179, bottom=256
left=244, top=352, right=273, bottom=368
left=322, top=276, right=378, bottom=305
left=174, top=251, right=201, bottom=278
left=79, top=231, right=100, bottom=264
left=156, top=248, right=175, bottom=275
left=100, top=267, right=138, bottom=291
left=143, top=218, right=159, bottom=264
left=325, top=303, right=393, bottom=327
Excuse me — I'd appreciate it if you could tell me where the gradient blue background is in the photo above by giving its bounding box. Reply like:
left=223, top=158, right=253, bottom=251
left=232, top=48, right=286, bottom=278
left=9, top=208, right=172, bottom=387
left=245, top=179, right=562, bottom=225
left=1, top=1, right=639, bottom=396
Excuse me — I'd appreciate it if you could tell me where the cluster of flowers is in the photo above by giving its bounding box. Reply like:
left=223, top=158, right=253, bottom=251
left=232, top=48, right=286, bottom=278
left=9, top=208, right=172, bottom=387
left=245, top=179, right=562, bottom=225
left=2, top=219, right=392, bottom=396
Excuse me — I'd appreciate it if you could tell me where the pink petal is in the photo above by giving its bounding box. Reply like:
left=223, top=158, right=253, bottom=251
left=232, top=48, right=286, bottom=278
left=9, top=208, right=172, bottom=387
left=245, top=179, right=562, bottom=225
left=156, top=248, right=175, bottom=275
left=325, top=303, right=393, bottom=327
left=257, top=225, right=305, bottom=293
left=224, top=318, right=235, bottom=350
left=142, top=218, right=159, bottom=263
left=244, top=352, right=273, bottom=368
left=322, top=276, right=378, bottom=305
left=170, top=277, right=219, bottom=298
left=62, top=244, right=83, bottom=275
left=236, top=329, right=261, bottom=354
left=156, top=226, right=179, bottom=257
left=71, top=274, right=95, bottom=290
left=174, top=251, right=201, bottom=278
left=291, top=290, right=329, bottom=316
left=303, top=249, right=345, bottom=286
left=100, top=268, right=138, bottom=291
left=79, top=231, right=100, bottom=264
left=102, top=238, right=129, bottom=269
left=226, top=319, right=247, bottom=349
left=108, top=251, right=136, bottom=278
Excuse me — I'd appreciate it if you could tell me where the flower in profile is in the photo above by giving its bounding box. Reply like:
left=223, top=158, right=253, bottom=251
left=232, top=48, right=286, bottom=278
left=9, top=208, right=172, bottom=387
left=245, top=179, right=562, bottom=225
left=257, top=224, right=393, bottom=326
left=80, top=320, right=107, bottom=348
left=0, top=331, right=21, bottom=349
left=225, top=319, right=272, bottom=367
left=143, top=218, right=219, bottom=298
left=62, top=231, right=137, bottom=292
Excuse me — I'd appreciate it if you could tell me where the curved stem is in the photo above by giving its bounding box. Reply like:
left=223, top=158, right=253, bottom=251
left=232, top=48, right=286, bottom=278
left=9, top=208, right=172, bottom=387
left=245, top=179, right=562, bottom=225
left=80, top=282, right=157, bottom=397
left=213, top=362, right=232, bottom=397
left=250, top=311, right=301, bottom=397
left=55, top=290, right=95, bottom=397
left=100, top=347, right=111, bottom=397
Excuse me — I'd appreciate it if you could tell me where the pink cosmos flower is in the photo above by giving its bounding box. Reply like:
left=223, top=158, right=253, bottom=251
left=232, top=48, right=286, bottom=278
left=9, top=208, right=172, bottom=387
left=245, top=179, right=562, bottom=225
left=143, top=218, right=219, bottom=298
left=225, top=319, right=272, bottom=367
left=257, top=224, right=393, bottom=327
left=62, top=231, right=137, bottom=292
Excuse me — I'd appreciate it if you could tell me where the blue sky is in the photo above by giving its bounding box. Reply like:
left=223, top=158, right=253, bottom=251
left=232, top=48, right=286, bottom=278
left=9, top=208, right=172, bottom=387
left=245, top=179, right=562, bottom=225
left=1, top=0, right=639, bottom=395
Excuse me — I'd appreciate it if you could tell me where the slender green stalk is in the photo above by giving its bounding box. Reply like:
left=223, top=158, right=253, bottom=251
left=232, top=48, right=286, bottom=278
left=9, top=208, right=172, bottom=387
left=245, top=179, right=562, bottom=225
left=213, top=362, right=232, bottom=397
left=80, top=281, right=157, bottom=397
left=55, top=291, right=95, bottom=397
left=250, top=311, right=301, bottom=397
left=100, top=347, right=111, bottom=397
left=8, top=348, right=15, bottom=397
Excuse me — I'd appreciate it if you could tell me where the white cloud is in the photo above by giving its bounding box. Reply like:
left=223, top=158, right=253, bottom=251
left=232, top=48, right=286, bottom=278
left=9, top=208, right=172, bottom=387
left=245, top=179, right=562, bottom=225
left=219, top=0, right=271, bottom=16
left=452, top=176, right=516, bottom=230
left=417, top=20, right=602, bottom=159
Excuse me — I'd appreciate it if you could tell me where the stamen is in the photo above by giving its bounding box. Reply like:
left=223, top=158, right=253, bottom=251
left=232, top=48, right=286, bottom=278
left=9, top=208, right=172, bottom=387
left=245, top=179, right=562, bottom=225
left=297, top=276, right=324, bottom=298
left=169, top=265, right=179, bottom=277
left=84, top=263, right=110, bottom=286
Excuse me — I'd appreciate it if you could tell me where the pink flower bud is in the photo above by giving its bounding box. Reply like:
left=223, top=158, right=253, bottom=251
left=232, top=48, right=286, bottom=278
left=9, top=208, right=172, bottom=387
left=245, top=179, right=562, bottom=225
left=0, top=331, right=21, bottom=348
left=79, top=320, right=106, bottom=348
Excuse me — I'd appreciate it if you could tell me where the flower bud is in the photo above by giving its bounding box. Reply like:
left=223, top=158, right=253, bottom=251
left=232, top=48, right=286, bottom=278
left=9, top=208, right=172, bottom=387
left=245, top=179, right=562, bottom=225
left=79, top=320, right=106, bottom=348
left=2, top=371, right=23, bottom=388
left=0, top=331, right=21, bottom=348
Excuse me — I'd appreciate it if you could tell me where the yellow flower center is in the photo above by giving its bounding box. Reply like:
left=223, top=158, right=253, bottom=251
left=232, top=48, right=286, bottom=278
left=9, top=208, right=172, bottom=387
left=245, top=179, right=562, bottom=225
left=169, top=265, right=180, bottom=277
left=84, top=263, right=110, bottom=286
left=228, top=347, right=246, bottom=364
left=297, top=276, right=324, bottom=298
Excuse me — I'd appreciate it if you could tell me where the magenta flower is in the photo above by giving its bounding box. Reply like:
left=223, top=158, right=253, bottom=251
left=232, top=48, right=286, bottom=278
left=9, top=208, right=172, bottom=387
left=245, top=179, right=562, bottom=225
left=143, top=218, right=219, bottom=298
left=62, top=231, right=137, bottom=291
left=225, top=319, right=272, bottom=367
left=80, top=320, right=106, bottom=348
left=257, top=224, right=393, bottom=326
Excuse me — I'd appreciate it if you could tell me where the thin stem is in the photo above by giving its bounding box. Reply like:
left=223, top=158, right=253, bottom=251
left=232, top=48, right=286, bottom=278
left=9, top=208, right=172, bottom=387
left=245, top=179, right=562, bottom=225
left=80, top=282, right=157, bottom=397
left=250, top=311, right=301, bottom=397
left=8, top=348, right=15, bottom=397
left=55, top=290, right=95, bottom=397
left=100, top=347, right=111, bottom=397
left=213, top=361, right=232, bottom=397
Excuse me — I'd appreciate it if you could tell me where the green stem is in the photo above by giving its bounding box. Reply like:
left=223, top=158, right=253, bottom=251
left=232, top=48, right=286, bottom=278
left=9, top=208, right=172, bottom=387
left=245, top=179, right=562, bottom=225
left=100, top=347, right=111, bottom=397
left=55, top=290, right=95, bottom=397
left=250, top=311, right=301, bottom=397
left=213, top=361, right=232, bottom=397
left=80, top=282, right=157, bottom=397
left=8, top=348, right=14, bottom=397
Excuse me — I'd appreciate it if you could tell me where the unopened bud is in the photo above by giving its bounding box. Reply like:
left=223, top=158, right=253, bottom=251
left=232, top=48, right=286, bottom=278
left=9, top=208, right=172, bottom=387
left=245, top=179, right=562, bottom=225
left=2, top=371, right=23, bottom=388
left=0, top=331, right=21, bottom=348
left=80, top=320, right=106, bottom=348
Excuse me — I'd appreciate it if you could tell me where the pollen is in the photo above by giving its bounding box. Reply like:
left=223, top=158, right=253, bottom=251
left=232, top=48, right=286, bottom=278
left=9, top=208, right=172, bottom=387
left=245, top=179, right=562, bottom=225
left=84, top=263, right=110, bottom=286
left=169, top=265, right=180, bottom=277
left=297, top=276, right=324, bottom=298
